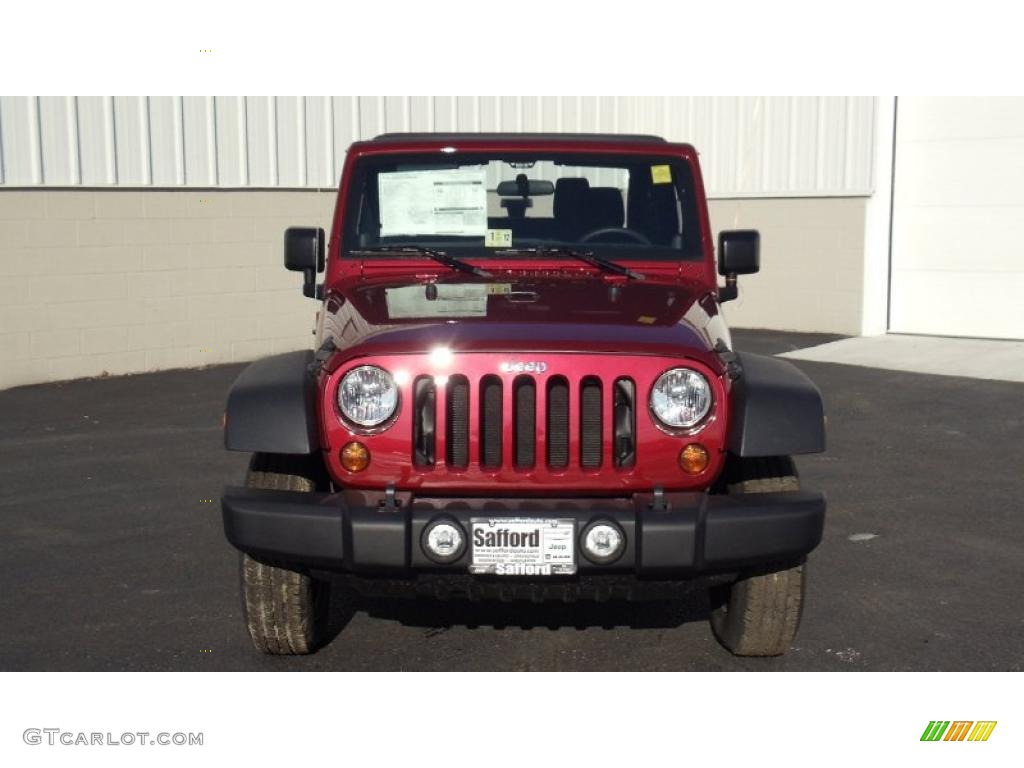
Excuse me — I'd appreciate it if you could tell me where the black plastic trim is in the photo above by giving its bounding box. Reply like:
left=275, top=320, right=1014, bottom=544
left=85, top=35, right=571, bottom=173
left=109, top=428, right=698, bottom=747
left=702, top=491, right=825, bottom=567
left=222, top=487, right=344, bottom=567
left=222, top=486, right=825, bottom=576
left=224, top=350, right=319, bottom=455
left=727, top=352, right=826, bottom=457
left=370, top=132, right=667, bottom=144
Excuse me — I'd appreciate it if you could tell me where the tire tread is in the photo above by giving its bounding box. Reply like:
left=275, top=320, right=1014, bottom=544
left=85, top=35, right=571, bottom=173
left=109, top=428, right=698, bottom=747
left=712, top=455, right=806, bottom=657
left=239, top=453, right=324, bottom=655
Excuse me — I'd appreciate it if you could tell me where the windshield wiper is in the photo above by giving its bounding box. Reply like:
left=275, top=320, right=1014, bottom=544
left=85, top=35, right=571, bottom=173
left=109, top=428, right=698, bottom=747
left=496, top=246, right=645, bottom=280
left=350, top=246, right=492, bottom=278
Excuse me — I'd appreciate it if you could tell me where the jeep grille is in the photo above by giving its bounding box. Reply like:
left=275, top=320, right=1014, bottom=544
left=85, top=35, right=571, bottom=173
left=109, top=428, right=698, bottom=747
left=411, top=373, right=636, bottom=471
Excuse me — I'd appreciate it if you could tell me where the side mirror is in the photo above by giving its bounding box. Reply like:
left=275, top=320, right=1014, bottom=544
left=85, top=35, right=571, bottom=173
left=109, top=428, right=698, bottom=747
left=284, top=227, right=325, bottom=299
left=717, top=230, right=759, bottom=302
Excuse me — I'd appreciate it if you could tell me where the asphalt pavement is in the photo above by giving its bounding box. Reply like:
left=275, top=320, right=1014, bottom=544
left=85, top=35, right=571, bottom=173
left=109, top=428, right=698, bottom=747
left=1, top=329, right=1021, bottom=671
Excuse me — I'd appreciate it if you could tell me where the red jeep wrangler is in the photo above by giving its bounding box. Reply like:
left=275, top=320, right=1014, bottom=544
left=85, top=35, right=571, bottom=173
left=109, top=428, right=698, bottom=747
left=221, top=133, right=826, bottom=657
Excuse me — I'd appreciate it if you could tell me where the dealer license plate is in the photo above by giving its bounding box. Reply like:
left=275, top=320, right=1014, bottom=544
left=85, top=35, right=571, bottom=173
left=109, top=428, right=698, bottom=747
left=469, top=518, right=576, bottom=576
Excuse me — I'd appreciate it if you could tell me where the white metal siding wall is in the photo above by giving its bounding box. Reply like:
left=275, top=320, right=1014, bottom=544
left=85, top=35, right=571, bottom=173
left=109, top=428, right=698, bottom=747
left=0, top=97, right=875, bottom=197
left=889, top=97, right=1024, bottom=339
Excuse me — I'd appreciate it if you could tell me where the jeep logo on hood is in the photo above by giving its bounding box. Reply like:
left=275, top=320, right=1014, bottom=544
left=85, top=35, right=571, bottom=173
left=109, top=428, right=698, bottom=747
left=499, top=361, right=548, bottom=374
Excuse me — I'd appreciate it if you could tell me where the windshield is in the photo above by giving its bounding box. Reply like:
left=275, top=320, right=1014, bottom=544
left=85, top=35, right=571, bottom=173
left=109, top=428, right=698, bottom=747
left=341, top=151, right=702, bottom=260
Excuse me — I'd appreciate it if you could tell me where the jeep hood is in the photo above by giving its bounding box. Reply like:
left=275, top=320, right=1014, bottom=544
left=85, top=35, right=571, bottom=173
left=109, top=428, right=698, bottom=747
left=321, top=273, right=727, bottom=370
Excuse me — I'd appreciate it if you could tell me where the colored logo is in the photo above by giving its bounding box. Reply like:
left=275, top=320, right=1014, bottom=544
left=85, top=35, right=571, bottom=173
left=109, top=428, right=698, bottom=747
left=921, top=721, right=997, bottom=742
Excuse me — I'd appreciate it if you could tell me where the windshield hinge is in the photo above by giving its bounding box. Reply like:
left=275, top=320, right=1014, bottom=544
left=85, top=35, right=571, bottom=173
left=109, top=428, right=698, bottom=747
left=307, top=338, right=337, bottom=374
left=713, top=339, right=743, bottom=380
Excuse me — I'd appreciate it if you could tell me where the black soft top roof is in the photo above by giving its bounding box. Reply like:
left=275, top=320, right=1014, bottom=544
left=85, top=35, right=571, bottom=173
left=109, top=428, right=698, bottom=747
left=370, top=132, right=667, bottom=144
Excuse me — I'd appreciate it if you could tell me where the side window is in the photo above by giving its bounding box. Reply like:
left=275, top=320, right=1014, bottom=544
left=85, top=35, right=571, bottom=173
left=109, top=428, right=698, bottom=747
left=626, top=165, right=686, bottom=248
left=354, top=175, right=380, bottom=245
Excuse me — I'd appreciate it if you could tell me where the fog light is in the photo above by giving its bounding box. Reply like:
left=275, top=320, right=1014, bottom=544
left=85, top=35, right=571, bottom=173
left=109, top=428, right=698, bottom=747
left=580, top=521, right=625, bottom=565
left=679, top=443, right=709, bottom=474
left=422, top=519, right=466, bottom=563
left=340, top=441, right=370, bottom=472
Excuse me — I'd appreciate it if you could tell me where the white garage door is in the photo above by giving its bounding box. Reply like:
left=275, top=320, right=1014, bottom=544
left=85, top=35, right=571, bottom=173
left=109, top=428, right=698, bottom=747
left=889, top=97, right=1024, bottom=339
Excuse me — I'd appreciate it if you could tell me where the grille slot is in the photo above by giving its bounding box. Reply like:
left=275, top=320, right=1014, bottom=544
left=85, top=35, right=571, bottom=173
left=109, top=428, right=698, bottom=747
left=412, top=377, right=436, bottom=466
left=513, top=376, right=536, bottom=468
left=446, top=375, right=469, bottom=468
left=580, top=377, right=603, bottom=469
left=546, top=377, right=569, bottom=468
left=480, top=375, right=503, bottom=468
left=613, top=378, right=636, bottom=468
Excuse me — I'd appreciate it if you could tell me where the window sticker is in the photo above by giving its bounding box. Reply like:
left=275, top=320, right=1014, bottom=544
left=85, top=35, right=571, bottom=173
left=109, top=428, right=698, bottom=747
left=485, top=228, right=513, bottom=248
left=650, top=164, right=672, bottom=184
left=385, top=284, right=489, bottom=319
left=379, top=168, right=487, bottom=237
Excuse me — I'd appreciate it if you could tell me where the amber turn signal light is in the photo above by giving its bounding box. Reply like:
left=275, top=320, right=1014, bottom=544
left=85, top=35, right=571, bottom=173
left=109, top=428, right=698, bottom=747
left=679, top=443, right=710, bottom=474
left=340, top=441, right=370, bottom=472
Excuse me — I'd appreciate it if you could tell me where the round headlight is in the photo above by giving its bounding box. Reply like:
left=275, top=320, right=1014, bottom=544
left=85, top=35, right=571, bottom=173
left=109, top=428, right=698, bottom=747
left=650, top=367, right=712, bottom=428
left=338, top=365, right=398, bottom=427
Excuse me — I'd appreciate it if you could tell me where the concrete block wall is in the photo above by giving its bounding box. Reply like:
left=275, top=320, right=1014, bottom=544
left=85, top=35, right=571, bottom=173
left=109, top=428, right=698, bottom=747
left=1, top=190, right=335, bottom=390
left=709, top=197, right=867, bottom=336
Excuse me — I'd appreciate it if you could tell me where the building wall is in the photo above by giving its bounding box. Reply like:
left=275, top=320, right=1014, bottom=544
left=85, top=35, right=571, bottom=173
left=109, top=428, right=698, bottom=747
left=0, top=190, right=333, bottom=389
left=0, top=96, right=878, bottom=389
left=710, top=197, right=867, bottom=334
left=0, top=189, right=868, bottom=390
left=0, top=97, right=875, bottom=197
left=888, top=97, right=1024, bottom=339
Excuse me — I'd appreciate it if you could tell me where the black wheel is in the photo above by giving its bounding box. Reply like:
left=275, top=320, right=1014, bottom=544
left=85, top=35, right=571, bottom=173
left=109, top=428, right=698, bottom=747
left=239, top=453, right=332, bottom=655
left=710, top=456, right=807, bottom=657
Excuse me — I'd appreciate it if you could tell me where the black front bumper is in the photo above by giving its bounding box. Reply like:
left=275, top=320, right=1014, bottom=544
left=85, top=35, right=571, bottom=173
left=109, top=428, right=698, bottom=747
left=221, top=487, right=825, bottom=576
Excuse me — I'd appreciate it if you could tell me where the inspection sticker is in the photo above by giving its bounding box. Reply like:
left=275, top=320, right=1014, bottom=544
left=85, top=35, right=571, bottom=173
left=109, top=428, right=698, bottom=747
left=485, top=228, right=513, bottom=248
left=651, top=164, right=672, bottom=184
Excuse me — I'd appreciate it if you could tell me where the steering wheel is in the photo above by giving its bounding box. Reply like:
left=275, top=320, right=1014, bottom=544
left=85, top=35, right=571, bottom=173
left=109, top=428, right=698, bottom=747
left=579, top=227, right=652, bottom=245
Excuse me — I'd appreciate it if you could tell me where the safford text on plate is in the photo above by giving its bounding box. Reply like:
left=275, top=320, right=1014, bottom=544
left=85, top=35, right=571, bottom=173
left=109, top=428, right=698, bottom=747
left=469, top=518, right=576, bottom=575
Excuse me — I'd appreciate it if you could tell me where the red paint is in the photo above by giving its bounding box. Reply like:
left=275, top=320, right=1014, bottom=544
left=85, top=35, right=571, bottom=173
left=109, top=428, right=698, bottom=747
left=321, top=351, right=727, bottom=494
left=315, top=135, right=731, bottom=494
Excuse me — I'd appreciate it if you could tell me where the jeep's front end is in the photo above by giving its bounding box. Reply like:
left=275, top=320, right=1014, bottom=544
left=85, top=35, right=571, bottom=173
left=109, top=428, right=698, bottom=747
left=221, top=134, right=826, bottom=656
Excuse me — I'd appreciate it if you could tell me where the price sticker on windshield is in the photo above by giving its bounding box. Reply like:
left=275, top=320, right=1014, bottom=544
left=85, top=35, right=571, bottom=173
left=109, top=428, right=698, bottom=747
left=485, top=228, right=513, bottom=248
left=651, top=164, right=672, bottom=184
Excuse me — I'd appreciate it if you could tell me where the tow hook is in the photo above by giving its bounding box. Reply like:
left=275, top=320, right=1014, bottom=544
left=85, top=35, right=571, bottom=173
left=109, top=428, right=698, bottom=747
left=650, top=486, right=670, bottom=513
left=380, top=483, right=399, bottom=513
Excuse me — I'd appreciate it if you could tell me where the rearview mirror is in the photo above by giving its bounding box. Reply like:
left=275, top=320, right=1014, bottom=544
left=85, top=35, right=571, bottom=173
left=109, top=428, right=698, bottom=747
left=717, top=230, right=759, bottom=302
left=496, top=178, right=555, bottom=197
left=284, top=227, right=325, bottom=299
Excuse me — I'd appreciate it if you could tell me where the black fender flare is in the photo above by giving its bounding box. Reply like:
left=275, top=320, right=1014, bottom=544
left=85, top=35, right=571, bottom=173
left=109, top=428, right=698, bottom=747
left=727, top=352, right=825, bottom=457
left=224, top=350, right=319, bottom=454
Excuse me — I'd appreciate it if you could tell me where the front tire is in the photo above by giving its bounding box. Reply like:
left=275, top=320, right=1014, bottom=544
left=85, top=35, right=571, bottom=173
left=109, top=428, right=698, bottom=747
left=239, top=453, right=330, bottom=655
left=710, top=456, right=807, bottom=657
